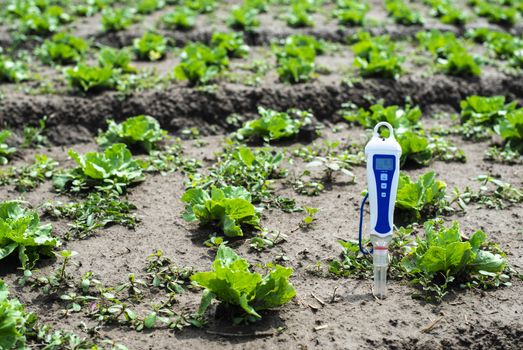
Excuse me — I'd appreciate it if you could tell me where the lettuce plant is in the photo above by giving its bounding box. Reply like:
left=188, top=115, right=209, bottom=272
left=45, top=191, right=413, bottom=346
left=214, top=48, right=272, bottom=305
left=334, top=1, right=369, bottom=26
left=0, top=55, right=29, bottom=82
left=65, top=63, right=115, bottom=92
left=0, top=280, right=33, bottom=349
left=277, top=56, right=315, bottom=83
left=190, top=245, right=296, bottom=321
left=228, top=5, right=260, bottom=31
left=18, top=5, right=71, bottom=35
left=417, top=30, right=461, bottom=57
left=495, top=109, right=523, bottom=152
left=274, top=39, right=316, bottom=83
left=425, top=0, right=467, bottom=25
left=351, top=32, right=395, bottom=58
left=101, top=7, right=135, bottom=32
left=21, top=115, right=48, bottom=147
left=440, top=47, right=481, bottom=76
left=135, top=0, right=164, bottom=14
left=97, top=115, right=166, bottom=152
left=37, top=32, right=89, bottom=65
left=0, top=130, right=16, bottom=165
left=354, top=51, right=404, bottom=78
left=466, top=27, right=491, bottom=44
left=486, top=32, right=523, bottom=61
left=427, top=136, right=466, bottom=164
left=185, top=0, right=217, bottom=13
left=236, top=107, right=312, bottom=142
left=385, top=0, right=424, bottom=25
left=452, top=174, right=523, bottom=210
left=395, top=171, right=447, bottom=223
left=286, top=2, right=314, bottom=28
left=351, top=32, right=403, bottom=78
left=73, top=0, right=112, bottom=16
left=160, top=7, right=197, bottom=30
left=182, top=186, right=260, bottom=237
left=98, top=47, right=137, bottom=73
left=283, top=34, right=327, bottom=55
left=468, top=29, right=523, bottom=67
left=473, top=0, right=517, bottom=26
left=174, top=43, right=228, bottom=85
left=244, top=0, right=268, bottom=12
left=417, top=30, right=480, bottom=76
left=0, top=201, right=59, bottom=269
left=402, top=219, right=508, bottom=301
left=460, top=95, right=517, bottom=127
left=211, top=32, right=249, bottom=58
left=460, top=94, right=522, bottom=148
left=396, top=131, right=434, bottom=166
left=133, top=32, right=167, bottom=61
left=274, top=38, right=317, bottom=61
left=53, top=143, right=145, bottom=194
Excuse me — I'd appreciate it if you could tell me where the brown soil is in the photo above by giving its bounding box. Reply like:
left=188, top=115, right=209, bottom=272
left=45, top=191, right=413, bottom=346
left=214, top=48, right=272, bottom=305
left=1, top=1, right=523, bottom=349
left=2, top=72, right=523, bottom=145
left=1, top=125, right=522, bottom=350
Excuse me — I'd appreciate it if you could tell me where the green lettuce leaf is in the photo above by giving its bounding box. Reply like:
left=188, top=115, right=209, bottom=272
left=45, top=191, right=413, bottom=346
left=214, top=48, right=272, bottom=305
left=419, top=241, right=473, bottom=275
left=470, top=250, right=506, bottom=273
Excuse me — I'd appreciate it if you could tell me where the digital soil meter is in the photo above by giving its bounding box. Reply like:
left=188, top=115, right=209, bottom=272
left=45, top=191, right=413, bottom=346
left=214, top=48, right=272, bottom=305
left=358, top=122, right=402, bottom=299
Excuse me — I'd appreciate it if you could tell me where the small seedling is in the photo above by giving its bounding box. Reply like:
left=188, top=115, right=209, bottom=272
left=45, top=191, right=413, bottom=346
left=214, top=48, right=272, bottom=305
left=0, top=130, right=16, bottom=165
left=302, top=206, right=318, bottom=228
left=56, top=250, right=78, bottom=282
left=249, top=230, right=286, bottom=252
left=22, top=117, right=48, bottom=148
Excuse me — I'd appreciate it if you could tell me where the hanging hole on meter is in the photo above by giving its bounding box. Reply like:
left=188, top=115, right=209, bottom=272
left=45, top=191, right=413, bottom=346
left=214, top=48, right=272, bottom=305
left=377, top=125, right=392, bottom=139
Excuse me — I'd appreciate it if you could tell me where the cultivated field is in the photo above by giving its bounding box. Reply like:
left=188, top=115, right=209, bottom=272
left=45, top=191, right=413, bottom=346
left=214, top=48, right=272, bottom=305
left=0, top=1, right=522, bottom=349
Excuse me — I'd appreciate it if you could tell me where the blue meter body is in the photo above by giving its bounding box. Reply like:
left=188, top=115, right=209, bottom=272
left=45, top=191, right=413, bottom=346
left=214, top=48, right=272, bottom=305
left=372, top=154, right=397, bottom=234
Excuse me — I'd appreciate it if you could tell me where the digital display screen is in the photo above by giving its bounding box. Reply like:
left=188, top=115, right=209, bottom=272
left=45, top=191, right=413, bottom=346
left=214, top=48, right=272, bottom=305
left=375, top=157, right=394, bottom=171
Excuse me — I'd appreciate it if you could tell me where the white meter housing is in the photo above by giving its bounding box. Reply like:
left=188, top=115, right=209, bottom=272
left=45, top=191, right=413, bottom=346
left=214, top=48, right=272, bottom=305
left=364, top=122, right=402, bottom=239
